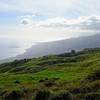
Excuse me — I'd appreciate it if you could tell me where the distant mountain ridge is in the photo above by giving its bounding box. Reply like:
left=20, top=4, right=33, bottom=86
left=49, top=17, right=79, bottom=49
left=16, top=34, right=100, bottom=59
left=1, top=34, right=100, bottom=63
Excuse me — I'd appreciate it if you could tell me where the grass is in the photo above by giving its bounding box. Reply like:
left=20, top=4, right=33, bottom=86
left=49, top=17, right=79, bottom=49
left=0, top=48, right=100, bottom=99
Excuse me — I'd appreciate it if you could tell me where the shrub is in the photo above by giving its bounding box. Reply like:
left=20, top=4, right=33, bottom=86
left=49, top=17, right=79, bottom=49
left=39, top=79, right=44, bottom=83
left=44, top=80, right=55, bottom=87
left=71, top=87, right=81, bottom=94
left=3, top=90, right=23, bottom=100
left=39, top=78, right=55, bottom=87
left=84, top=92, right=100, bottom=100
left=14, top=80, right=20, bottom=84
left=51, top=91, right=73, bottom=100
left=71, top=50, right=76, bottom=54
left=34, top=90, right=50, bottom=100
left=86, top=70, right=100, bottom=81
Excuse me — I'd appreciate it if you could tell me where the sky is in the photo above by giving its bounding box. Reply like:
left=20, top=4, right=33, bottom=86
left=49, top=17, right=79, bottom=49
left=0, top=0, right=100, bottom=59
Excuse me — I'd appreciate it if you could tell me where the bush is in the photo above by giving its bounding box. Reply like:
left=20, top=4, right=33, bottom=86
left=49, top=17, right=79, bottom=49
left=71, top=85, right=92, bottom=94
left=86, top=70, right=100, bottom=81
left=84, top=92, right=100, bottom=100
left=34, top=90, right=50, bottom=100
left=3, top=90, right=23, bottom=100
left=51, top=91, right=73, bottom=100
left=71, top=87, right=81, bottom=94
left=44, top=80, right=55, bottom=87
left=39, top=78, right=55, bottom=87
left=14, top=80, right=20, bottom=84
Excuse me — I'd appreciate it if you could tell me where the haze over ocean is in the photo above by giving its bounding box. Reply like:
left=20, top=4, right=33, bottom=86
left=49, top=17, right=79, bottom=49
left=0, top=0, right=100, bottom=59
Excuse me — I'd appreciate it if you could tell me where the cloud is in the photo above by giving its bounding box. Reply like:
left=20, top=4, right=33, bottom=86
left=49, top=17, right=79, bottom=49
left=79, top=16, right=100, bottom=30
left=36, top=17, right=78, bottom=28
left=21, top=18, right=33, bottom=25
left=19, top=15, right=33, bottom=25
left=34, top=16, right=100, bottom=31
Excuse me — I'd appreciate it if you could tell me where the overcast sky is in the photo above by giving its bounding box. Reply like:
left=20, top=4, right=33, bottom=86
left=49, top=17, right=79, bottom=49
left=0, top=0, right=100, bottom=59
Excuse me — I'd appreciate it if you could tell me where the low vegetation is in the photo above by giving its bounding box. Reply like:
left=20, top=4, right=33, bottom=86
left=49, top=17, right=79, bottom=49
left=0, top=48, right=100, bottom=100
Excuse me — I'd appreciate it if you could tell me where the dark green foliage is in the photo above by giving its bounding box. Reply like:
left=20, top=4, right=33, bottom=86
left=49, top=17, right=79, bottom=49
left=84, top=92, right=100, bottom=100
left=86, top=70, right=100, bottom=81
left=2, top=90, right=23, bottom=100
left=71, top=80, right=100, bottom=95
left=71, top=88, right=81, bottom=94
left=83, top=48, right=100, bottom=53
left=51, top=91, right=73, bottom=100
left=44, top=80, right=55, bottom=87
left=0, top=59, right=31, bottom=73
left=14, top=80, right=20, bottom=84
left=2, top=59, right=31, bottom=67
left=71, top=50, right=76, bottom=54
left=34, top=90, right=50, bottom=100
left=39, top=78, right=55, bottom=87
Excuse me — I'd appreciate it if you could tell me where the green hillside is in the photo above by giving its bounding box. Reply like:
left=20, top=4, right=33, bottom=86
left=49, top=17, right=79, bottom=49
left=0, top=48, right=100, bottom=100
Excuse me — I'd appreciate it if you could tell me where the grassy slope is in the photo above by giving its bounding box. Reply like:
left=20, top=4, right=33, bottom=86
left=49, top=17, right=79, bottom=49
left=0, top=48, right=100, bottom=99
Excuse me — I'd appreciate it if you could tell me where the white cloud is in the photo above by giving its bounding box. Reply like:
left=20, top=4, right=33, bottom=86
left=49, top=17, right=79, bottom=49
left=79, top=16, right=100, bottom=30
left=33, top=16, right=100, bottom=31
left=1, top=16, right=100, bottom=45
left=20, top=17, right=33, bottom=25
